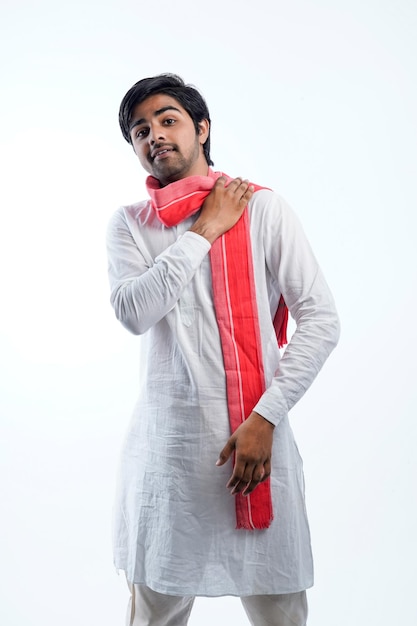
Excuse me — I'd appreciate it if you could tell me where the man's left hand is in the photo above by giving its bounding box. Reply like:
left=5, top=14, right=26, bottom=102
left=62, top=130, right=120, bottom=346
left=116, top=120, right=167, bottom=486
left=216, top=412, right=274, bottom=496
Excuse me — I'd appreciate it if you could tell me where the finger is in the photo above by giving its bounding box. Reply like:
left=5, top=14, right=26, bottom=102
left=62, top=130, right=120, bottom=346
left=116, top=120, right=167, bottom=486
left=243, top=463, right=265, bottom=490
left=221, top=177, right=242, bottom=194
left=234, top=180, right=254, bottom=205
left=214, top=176, right=227, bottom=189
left=216, top=439, right=235, bottom=466
left=241, top=480, right=260, bottom=496
left=226, top=458, right=248, bottom=491
left=229, top=461, right=267, bottom=496
left=228, top=460, right=261, bottom=494
left=232, top=178, right=249, bottom=194
left=231, top=480, right=250, bottom=495
left=239, top=463, right=266, bottom=495
left=230, top=479, right=250, bottom=495
left=227, top=176, right=243, bottom=188
left=259, top=460, right=271, bottom=483
left=241, top=184, right=255, bottom=201
left=236, top=188, right=254, bottom=209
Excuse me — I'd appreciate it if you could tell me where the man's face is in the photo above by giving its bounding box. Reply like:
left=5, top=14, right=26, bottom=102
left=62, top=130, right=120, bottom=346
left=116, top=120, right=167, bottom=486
left=129, top=93, right=210, bottom=186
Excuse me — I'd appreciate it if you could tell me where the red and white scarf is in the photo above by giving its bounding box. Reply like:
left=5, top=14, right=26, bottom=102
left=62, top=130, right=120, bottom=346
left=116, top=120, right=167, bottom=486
left=146, top=169, right=288, bottom=529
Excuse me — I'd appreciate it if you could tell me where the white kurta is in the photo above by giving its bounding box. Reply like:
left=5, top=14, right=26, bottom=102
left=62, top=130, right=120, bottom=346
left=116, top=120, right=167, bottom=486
left=106, top=188, right=340, bottom=597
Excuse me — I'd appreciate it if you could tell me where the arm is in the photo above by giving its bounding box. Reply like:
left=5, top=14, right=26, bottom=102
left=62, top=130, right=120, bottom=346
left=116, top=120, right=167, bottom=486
left=217, top=191, right=340, bottom=495
left=254, top=191, right=341, bottom=423
left=106, top=177, right=254, bottom=334
left=107, top=211, right=210, bottom=335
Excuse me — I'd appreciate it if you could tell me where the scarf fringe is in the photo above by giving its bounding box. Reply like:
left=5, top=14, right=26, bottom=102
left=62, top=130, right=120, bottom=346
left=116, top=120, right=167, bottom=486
left=236, top=514, right=274, bottom=530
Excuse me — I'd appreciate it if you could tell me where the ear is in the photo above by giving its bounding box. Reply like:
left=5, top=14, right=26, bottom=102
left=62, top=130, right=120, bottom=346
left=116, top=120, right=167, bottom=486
left=197, top=119, right=210, bottom=144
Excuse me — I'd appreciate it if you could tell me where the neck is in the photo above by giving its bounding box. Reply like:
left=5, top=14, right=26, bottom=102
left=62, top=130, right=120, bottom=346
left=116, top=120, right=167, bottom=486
left=156, top=163, right=210, bottom=188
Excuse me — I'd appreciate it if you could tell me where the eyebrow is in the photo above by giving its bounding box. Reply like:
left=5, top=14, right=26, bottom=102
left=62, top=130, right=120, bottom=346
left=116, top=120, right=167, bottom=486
left=129, top=106, right=182, bottom=133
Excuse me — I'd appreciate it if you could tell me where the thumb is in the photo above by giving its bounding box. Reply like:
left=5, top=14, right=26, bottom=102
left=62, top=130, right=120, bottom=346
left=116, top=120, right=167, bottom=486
left=216, top=438, right=235, bottom=466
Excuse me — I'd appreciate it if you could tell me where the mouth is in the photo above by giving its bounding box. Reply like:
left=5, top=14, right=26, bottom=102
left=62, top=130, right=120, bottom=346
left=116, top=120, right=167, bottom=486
left=151, top=146, right=175, bottom=161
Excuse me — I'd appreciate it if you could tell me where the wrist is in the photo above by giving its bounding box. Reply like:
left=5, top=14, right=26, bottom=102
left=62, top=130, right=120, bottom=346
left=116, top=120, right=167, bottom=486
left=189, top=221, right=219, bottom=244
left=251, top=411, right=275, bottom=429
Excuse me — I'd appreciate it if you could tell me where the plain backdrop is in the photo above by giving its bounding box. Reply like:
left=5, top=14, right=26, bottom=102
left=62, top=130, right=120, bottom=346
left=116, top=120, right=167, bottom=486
left=1, top=1, right=416, bottom=624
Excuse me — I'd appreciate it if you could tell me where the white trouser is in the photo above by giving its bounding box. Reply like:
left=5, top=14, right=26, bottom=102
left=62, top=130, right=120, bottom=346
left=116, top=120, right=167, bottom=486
left=126, top=582, right=308, bottom=626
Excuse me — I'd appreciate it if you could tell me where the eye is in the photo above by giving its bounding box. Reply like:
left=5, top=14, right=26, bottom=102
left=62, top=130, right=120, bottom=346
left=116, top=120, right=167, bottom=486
left=135, top=127, right=149, bottom=139
left=163, top=118, right=176, bottom=126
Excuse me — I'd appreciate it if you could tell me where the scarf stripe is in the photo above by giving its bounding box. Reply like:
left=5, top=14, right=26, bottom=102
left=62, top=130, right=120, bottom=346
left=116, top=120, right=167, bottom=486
left=210, top=210, right=272, bottom=529
left=155, top=190, right=206, bottom=212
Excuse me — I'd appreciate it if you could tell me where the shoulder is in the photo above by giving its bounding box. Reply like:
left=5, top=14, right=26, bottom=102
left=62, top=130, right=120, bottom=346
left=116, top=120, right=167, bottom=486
left=249, top=188, right=296, bottom=224
left=107, top=198, right=159, bottom=233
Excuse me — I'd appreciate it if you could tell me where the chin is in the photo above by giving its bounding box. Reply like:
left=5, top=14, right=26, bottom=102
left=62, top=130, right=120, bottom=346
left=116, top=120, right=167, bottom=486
left=155, top=167, right=185, bottom=186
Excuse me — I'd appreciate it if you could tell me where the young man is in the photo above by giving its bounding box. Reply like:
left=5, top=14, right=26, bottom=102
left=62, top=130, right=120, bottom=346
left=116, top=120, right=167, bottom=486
left=107, top=73, right=340, bottom=626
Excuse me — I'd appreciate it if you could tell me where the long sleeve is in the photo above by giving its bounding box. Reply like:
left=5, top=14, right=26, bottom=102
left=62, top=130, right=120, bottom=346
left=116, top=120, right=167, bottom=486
left=106, top=205, right=211, bottom=335
left=252, top=190, right=341, bottom=425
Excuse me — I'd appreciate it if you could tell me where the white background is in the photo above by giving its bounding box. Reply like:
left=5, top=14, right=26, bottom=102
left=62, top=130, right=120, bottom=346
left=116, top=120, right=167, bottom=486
left=1, top=1, right=416, bottom=624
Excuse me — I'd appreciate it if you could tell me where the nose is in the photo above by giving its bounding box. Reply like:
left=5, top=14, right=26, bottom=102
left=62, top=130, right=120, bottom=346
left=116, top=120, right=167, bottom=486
left=148, top=122, right=166, bottom=145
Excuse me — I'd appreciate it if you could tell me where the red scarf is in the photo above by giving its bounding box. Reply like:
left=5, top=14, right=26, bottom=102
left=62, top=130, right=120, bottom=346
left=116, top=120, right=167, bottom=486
left=147, top=170, right=288, bottom=529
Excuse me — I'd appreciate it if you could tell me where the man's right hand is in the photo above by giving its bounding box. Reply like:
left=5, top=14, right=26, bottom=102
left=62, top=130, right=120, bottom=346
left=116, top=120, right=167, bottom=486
left=189, top=176, right=254, bottom=244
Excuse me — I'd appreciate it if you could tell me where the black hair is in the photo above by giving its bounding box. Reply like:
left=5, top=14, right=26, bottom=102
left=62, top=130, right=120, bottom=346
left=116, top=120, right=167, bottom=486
left=119, top=73, right=213, bottom=166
